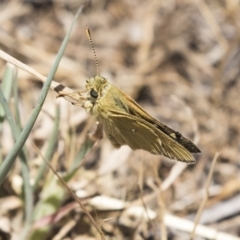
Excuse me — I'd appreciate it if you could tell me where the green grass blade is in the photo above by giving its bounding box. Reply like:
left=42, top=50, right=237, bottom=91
left=63, top=136, right=96, bottom=182
left=0, top=64, right=15, bottom=164
left=11, top=71, right=34, bottom=240
left=33, top=105, right=60, bottom=190
left=0, top=6, right=83, bottom=185
left=0, top=64, right=15, bottom=127
left=13, top=69, right=21, bottom=126
left=0, top=85, right=19, bottom=140
left=0, top=66, right=34, bottom=239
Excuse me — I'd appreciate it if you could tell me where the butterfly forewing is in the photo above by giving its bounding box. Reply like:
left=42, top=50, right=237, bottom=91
left=108, top=110, right=196, bottom=163
left=121, top=93, right=200, bottom=154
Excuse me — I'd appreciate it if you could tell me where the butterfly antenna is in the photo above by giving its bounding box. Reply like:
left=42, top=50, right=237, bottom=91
left=86, top=27, right=100, bottom=76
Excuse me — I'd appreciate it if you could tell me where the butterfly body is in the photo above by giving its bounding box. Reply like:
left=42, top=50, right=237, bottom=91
left=68, top=75, right=200, bottom=163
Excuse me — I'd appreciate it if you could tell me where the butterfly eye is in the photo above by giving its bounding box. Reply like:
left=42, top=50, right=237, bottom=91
left=90, top=89, right=98, bottom=98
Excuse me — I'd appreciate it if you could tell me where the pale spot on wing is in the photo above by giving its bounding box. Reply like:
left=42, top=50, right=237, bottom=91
left=170, top=133, right=177, bottom=139
left=158, top=138, right=162, bottom=147
left=131, top=128, right=136, bottom=133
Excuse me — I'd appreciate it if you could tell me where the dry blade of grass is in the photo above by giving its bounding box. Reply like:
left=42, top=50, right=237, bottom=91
left=190, top=152, right=220, bottom=240
left=151, top=160, right=167, bottom=240
left=33, top=144, right=106, bottom=240
left=145, top=178, right=167, bottom=240
left=131, top=162, right=188, bottom=207
left=52, top=219, right=79, bottom=240
left=164, top=213, right=240, bottom=240
left=0, top=49, right=82, bottom=105
left=194, top=0, right=229, bottom=51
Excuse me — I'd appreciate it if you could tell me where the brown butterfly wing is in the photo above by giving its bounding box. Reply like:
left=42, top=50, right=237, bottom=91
left=107, top=110, right=195, bottom=163
left=121, top=94, right=200, bottom=154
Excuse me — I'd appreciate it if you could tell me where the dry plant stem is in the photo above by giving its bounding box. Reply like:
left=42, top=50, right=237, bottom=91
left=131, top=162, right=187, bottom=206
left=33, top=144, right=106, bottom=240
left=152, top=161, right=167, bottom=240
left=194, top=0, right=229, bottom=51
left=165, top=213, right=240, bottom=240
left=190, top=152, right=220, bottom=240
left=146, top=163, right=167, bottom=240
left=0, top=50, right=81, bottom=103
left=146, top=181, right=167, bottom=240
left=0, top=50, right=58, bottom=89
left=213, top=38, right=239, bottom=105
left=69, top=137, right=101, bottom=174
left=52, top=218, right=78, bottom=240
left=138, top=185, right=152, bottom=225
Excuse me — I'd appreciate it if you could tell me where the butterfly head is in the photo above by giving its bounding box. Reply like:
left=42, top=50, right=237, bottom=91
left=76, top=75, right=110, bottom=112
left=85, top=75, right=109, bottom=101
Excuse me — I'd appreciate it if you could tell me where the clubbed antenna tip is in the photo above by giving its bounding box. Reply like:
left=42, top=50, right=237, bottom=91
left=86, top=27, right=99, bottom=76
